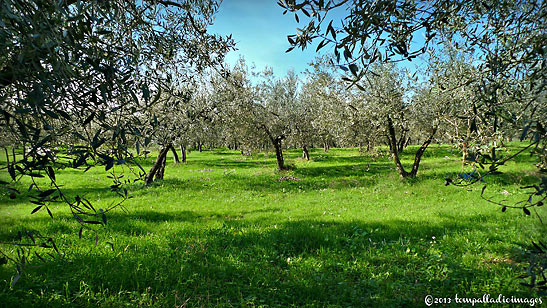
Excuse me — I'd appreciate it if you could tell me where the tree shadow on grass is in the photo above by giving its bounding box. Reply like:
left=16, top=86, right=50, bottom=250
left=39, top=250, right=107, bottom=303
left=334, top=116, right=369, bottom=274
left=1, top=214, right=535, bottom=307
left=104, top=207, right=283, bottom=237
left=0, top=206, right=286, bottom=241
left=406, top=168, right=543, bottom=187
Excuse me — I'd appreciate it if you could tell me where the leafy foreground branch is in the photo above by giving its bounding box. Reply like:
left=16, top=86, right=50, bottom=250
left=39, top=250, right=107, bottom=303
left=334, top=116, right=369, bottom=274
left=0, top=0, right=233, bottom=284
left=447, top=127, right=546, bottom=294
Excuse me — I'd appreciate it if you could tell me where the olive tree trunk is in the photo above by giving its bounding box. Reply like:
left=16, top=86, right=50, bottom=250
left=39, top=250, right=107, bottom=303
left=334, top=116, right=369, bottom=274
left=272, top=137, right=285, bottom=171
left=155, top=152, right=167, bottom=181
left=302, top=144, right=310, bottom=160
left=261, top=125, right=286, bottom=171
left=180, top=144, right=187, bottom=163
left=170, top=145, right=180, bottom=164
left=144, top=146, right=171, bottom=185
left=323, top=141, right=329, bottom=153
left=386, top=116, right=437, bottom=178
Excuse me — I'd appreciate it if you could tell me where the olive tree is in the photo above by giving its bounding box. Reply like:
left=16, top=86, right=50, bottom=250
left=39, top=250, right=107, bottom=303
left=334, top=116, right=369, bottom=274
left=279, top=0, right=546, bottom=290
left=301, top=56, right=347, bottom=153
left=290, top=84, right=317, bottom=160
left=280, top=0, right=546, bottom=172
left=256, top=69, right=300, bottom=170
left=141, top=77, right=220, bottom=185
left=359, top=63, right=439, bottom=178
left=214, top=59, right=300, bottom=170
left=0, top=0, right=233, bottom=278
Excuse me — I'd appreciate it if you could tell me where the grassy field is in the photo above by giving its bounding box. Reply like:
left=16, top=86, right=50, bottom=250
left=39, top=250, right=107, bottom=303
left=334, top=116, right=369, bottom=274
left=0, top=144, right=545, bottom=307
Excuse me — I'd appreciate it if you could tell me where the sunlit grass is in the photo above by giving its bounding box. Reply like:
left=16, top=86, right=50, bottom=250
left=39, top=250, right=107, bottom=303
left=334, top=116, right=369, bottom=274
left=0, top=143, right=545, bottom=307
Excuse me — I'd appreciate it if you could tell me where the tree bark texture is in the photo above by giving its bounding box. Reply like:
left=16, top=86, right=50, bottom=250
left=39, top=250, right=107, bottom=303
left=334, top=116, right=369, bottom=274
left=155, top=153, right=167, bottom=181
left=144, top=146, right=170, bottom=185
left=170, top=145, right=180, bottom=163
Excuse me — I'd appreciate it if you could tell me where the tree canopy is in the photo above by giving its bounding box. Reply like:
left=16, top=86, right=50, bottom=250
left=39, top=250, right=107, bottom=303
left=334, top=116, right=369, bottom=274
left=0, top=0, right=234, bottom=273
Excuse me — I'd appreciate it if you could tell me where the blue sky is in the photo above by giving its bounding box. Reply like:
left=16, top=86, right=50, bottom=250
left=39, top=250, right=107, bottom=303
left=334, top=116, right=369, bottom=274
left=209, top=0, right=425, bottom=79
left=209, top=0, right=325, bottom=77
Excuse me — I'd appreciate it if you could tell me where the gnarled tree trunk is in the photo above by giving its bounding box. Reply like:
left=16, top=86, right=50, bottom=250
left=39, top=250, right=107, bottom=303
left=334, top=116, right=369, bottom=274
left=261, top=124, right=286, bottom=171
left=386, top=116, right=437, bottom=178
left=302, top=144, right=310, bottom=161
left=155, top=152, right=167, bottom=181
left=171, top=145, right=180, bottom=164
left=273, top=137, right=285, bottom=171
left=144, top=146, right=170, bottom=185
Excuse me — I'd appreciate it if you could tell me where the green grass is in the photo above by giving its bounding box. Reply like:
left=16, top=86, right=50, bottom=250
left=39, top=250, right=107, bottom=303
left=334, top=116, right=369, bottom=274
left=0, top=144, right=545, bottom=307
